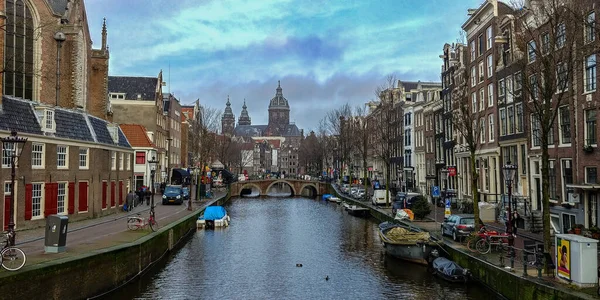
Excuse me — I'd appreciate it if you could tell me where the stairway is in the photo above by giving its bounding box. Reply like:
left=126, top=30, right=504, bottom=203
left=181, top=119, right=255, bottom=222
left=526, top=210, right=543, bottom=233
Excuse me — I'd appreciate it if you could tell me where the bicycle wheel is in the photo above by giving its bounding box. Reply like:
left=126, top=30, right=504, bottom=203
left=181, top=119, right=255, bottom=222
left=127, top=218, right=139, bottom=230
left=466, top=236, right=481, bottom=252
left=149, top=217, right=158, bottom=232
left=476, top=239, right=491, bottom=254
left=1, top=247, right=26, bottom=271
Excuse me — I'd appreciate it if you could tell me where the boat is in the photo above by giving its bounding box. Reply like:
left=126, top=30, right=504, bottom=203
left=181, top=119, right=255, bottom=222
left=328, top=196, right=341, bottom=203
left=342, top=201, right=351, bottom=210
left=431, top=257, right=470, bottom=283
left=378, top=222, right=439, bottom=265
left=346, top=205, right=370, bottom=217
left=197, top=206, right=230, bottom=229
left=322, top=194, right=333, bottom=200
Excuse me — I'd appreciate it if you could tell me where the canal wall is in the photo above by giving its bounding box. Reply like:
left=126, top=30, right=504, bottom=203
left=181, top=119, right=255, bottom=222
left=0, top=193, right=232, bottom=300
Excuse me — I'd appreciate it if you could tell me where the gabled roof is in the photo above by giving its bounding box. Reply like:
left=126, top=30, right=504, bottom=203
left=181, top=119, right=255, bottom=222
left=119, top=124, right=155, bottom=148
left=55, top=109, right=94, bottom=142
left=234, top=125, right=267, bottom=137
left=0, top=97, right=42, bottom=134
left=108, top=76, right=158, bottom=100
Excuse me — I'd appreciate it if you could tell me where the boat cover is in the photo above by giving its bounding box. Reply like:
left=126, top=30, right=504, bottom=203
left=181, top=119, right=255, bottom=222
left=322, top=194, right=332, bottom=200
left=432, top=257, right=465, bottom=276
left=200, top=206, right=227, bottom=221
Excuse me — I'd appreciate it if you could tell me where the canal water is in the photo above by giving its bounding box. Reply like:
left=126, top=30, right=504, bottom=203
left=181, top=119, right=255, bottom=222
left=108, top=197, right=498, bottom=300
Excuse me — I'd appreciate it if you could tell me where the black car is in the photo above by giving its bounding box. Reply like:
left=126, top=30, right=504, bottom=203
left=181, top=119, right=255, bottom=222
left=182, top=187, right=190, bottom=200
left=441, top=214, right=475, bottom=241
left=162, top=185, right=184, bottom=205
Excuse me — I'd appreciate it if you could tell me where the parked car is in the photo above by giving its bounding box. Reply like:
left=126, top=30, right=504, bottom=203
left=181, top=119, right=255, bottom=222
left=162, top=185, right=184, bottom=205
left=371, top=189, right=391, bottom=206
left=394, top=192, right=422, bottom=210
left=349, top=187, right=358, bottom=196
left=354, top=189, right=366, bottom=200
left=182, top=187, right=190, bottom=200
left=341, top=184, right=350, bottom=193
left=441, top=214, right=475, bottom=241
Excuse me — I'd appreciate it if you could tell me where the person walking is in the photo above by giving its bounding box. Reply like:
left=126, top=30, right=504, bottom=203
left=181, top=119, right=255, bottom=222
left=125, top=190, right=135, bottom=212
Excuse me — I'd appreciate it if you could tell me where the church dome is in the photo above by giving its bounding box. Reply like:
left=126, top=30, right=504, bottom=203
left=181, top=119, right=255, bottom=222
left=269, top=81, right=289, bottom=109
left=223, top=96, right=234, bottom=117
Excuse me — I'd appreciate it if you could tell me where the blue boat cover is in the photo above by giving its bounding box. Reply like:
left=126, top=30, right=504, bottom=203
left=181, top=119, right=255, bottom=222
left=200, top=206, right=227, bottom=221
left=322, top=194, right=332, bottom=200
left=432, top=257, right=465, bottom=276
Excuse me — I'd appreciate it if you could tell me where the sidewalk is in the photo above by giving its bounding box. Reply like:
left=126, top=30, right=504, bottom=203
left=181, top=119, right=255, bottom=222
left=4, top=190, right=226, bottom=274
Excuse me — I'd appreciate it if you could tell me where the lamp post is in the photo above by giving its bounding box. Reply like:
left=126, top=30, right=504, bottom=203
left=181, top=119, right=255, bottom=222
left=503, top=162, right=518, bottom=267
left=148, top=156, right=159, bottom=214
left=1, top=131, right=28, bottom=246
left=166, top=138, right=173, bottom=185
left=441, top=168, right=449, bottom=218
left=53, top=32, right=66, bottom=106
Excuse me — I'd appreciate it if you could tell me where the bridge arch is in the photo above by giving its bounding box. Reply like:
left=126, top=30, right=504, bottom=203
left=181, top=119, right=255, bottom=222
left=299, top=183, right=318, bottom=197
left=239, top=183, right=263, bottom=196
left=265, top=180, right=297, bottom=196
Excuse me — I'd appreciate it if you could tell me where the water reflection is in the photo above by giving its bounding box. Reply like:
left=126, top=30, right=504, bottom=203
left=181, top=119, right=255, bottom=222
left=106, top=197, right=497, bottom=300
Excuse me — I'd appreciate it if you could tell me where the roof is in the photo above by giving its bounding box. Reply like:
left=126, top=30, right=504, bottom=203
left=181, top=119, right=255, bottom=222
left=108, top=76, right=158, bottom=100
left=119, top=124, right=154, bottom=148
left=47, top=0, right=69, bottom=16
left=0, top=97, right=42, bottom=135
left=55, top=109, right=94, bottom=142
left=282, top=124, right=301, bottom=136
left=233, top=125, right=267, bottom=137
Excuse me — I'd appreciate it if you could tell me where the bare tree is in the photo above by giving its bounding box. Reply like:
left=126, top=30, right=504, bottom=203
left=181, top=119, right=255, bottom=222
left=352, top=104, right=370, bottom=201
left=227, top=140, right=254, bottom=175
left=189, top=101, right=222, bottom=171
left=324, top=104, right=353, bottom=182
left=510, top=0, right=599, bottom=256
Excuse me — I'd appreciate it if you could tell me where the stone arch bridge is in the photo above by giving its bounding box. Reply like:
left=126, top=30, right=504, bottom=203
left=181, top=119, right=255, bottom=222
left=229, top=179, right=328, bottom=197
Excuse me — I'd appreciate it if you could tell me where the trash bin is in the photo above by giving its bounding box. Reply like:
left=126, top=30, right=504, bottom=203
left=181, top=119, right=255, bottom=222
left=45, top=215, right=68, bottom=253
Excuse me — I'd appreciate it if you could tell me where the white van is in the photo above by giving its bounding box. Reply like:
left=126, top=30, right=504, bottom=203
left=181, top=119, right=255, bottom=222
left=371, top=189, right=391, bottom=206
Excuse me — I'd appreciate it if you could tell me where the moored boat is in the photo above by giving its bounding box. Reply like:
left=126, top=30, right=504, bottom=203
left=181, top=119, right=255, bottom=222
left=328, top=196, right=341, bottom=203
left=378, top=222, right=438, bottom=265
left=431, top=257, right=470, bottom=283
left=347, top=206, right=370, bottom=217
left=197, top=206, right=230, bottom=229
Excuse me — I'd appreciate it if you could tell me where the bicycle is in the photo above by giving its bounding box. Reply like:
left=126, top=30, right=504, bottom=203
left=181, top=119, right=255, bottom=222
left=1, top=232, right=26, bottom=271
left=127, top=209, right=158, bottom=232
left=475, top=234, right=510, bottom=254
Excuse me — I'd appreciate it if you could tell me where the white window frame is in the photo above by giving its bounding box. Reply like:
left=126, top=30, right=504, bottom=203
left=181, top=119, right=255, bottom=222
left=57, top=182, right=67, bottom=215
left=556, top=23, right=566, bottom=49
left=500, top=108, right=506, bottom=136
left=487, top=83, right=494, bottom=107
left=1, top=142, right=15, bottom=168
left=486, top=26, right=493, bottom=50
left=506, top=75, right=514, bottom=103
left=585, top=11, right=596, bottom=44
left=31, top=143, right=45, bottom=169
left=558, top=106, right=571, bottom=145
left=79, top=148, right=89, bottom=169
left=488, top=114, right=495, bottom=142
left=42, top=109, right=56, bottom=133
left=487, top=55, right=493, bottom=78
left=516, top=103, right=523, bottom=133
left=478, top=61, right=484, bottom=83
left=471, top=66, right=477, bottom=87
left=527, top=40, right=536, bottom=63
left=32, top=182, right=44, bottom=220
left=498, top=79, right=505, bottom=97
left=57, top=145, right=68, bottom=169
left=479, top=89, right=485, bottom=112
left=119, top=153, right=124, bottom=170
left=531, top=114, right=541, bottom=148
left=471, top=92, right=477, bottom=113
left=480, top=118, right=485, bottom=144
left=126, top=154, right=131, bottom=170
left=585, top=54, right=597, bottom=93
left=111, top=151, right=116, bottom=170
left=470, top=40, right=475, bottom=62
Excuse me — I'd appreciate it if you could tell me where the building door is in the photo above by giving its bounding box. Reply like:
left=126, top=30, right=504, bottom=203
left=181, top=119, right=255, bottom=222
left=562, top=213, right=576, bottom=233
left=535, top=178, right=541, bottom=211
left=135, top=176, right=144, bottom=191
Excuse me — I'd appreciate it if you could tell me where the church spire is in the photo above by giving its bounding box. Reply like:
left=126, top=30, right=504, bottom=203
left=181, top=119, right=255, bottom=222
left=221, top=95, right=235, bottom=136
left=238, top=98, right=251, bottom=126
left=101, top=18, right=107, bottom=51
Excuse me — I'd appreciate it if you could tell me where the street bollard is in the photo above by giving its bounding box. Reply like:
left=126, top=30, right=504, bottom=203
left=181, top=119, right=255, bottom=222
left=510, top=247, right=515, bottom=270
left=522, top=250, right=528, bottom=277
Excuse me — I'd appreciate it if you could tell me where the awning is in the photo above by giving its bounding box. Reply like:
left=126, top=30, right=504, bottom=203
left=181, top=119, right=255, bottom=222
left=171, top=168, right=191, bottom=179
left=566, top=184, right=600, bottom=190
left=211, top=160, right=225, bottom=169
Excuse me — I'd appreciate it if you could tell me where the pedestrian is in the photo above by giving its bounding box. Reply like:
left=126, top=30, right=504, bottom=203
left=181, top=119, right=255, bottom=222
left=125, top=190, right=135, bottom=212
left=145, top=188, right=151, bottom=205
left=512, top=211, right=520, bottom=236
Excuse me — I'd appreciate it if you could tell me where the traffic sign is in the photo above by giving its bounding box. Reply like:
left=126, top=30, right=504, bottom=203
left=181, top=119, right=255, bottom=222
left=432, top=186, right=441, bottom=198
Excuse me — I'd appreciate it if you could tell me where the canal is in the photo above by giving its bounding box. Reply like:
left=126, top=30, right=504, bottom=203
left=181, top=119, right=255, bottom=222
left=108, top=197, right=498, bottom=300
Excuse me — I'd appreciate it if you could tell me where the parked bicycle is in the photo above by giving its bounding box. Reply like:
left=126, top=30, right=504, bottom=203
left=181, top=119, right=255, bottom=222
left=127, top=209, right=158, bottom=232
left=465, top=225, right=510, bottom=254
left=1, top=232, right=26, bottom=271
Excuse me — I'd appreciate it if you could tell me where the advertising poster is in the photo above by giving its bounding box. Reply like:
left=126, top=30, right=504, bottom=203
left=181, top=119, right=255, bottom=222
left=557, top=237, right=571, bottom=280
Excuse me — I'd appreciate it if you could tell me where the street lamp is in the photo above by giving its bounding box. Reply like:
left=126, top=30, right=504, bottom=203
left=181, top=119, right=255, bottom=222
left=1, top=131, right=28, bottom=246
left=441, top=168, right=449, bottom=209
left=148, top=156, right=159, bottom=215
left=503, top=162, right=518, bottom=266
left=53, top=31, right=66, bottom=106
left=166, top=138, right=173, bottom=185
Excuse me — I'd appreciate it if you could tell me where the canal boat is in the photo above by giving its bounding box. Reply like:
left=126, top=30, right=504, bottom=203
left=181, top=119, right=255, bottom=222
left=430, top=257, right=470, bottom=283
left=346, top=206, right=370, bottom=217
left=328, top=196, right=341, bottom=203
left=322, top=194, right=333, bottom=200
left=197, top=206, right=230, bottom=229
left=378, top=222, right=438, bottom=265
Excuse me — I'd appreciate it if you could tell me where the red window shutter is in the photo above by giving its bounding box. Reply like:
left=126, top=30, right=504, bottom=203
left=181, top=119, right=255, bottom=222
left=24, top=184, right=32, bottom=220
left=52, top=183, right=59, bottom=215
left=4, top=195, right=11, bottom=231
left=119, top=181, right=124, bottom=205
left=78, top=182, right=88, bottom=212
left=110, top=181, right=116, bottom=207
left=102, top=182, right=107, bottom=209
left=44, top=183, right=53, bottom=217
left=68, top=182, right=75, bottom=214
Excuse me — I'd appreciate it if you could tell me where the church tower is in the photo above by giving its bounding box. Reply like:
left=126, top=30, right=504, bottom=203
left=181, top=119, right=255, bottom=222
left=238, top=99, right=251, bottom=126
left=221, top=96, right=235, bottom=136
left=267, top=81, right=290, bottom=135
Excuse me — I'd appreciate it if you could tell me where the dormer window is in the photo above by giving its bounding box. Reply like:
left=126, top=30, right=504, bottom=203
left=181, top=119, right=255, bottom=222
left=42, top=109, right=56, bottom=133
left=109, top=93, right=125, bottom=100
left=107, top=124, right=119, bottom=144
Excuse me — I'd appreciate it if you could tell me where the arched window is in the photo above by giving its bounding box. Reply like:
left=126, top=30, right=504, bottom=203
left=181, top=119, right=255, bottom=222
left=4, top=0, right=34, bottom=100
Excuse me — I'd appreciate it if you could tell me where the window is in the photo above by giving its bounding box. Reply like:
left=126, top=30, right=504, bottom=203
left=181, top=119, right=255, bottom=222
left=549, top=161, right=557, bottom=199
left=508, top=106, right=515, bottom=135
left=548, top=126, right=554, bottom=145
left=136, top=151, right=146, bottom=164
left=516, top=103, right=523, bottom=133
left=488, top=114, right=495, bottom=142
left=541, top=32, right=550, bottom=54
left=3, top=0, right=35, bottom=100
left=585, top=54, right=596, bottom=92
left=57, top=182, right=67, bottom=215
left=521, top=144, right=526, bottom=175
left=32, top=183, right=43, bottom=219
left=587, top=167, right=598, bottom=184
left=562, top=213, right=576, bottom=234
left=529, top=74, right=538, bottom=101
left=480, top=118, right=485, bottom=143
left=514, top=72, right=522, bottom=92
left=499, top=79, right=505, bottom=97
left=471, top=66, right=477, bottom=87
left=586, top=12, right=596, bottom=43
left=486, top=26, right=493, bottom=50
left=109, top=93, right=125, bottom=99
left=556, top=23, right=565, bottom=49
left=585, top=109, right=597, bottom=145
left=119, top=153, right=124, bottom=170
left=1, top=142, right=14, bottom=167
left=478, top=61, right=484, bottom=83
left=506, top=75, right=513, bottom=103
left=470, top=40, right=475, bottom=61
left=487, top=83, right=494, bottom=107
left=111, top=151, right=116, bottom=170
left=557, top=63, right=568, bottom=92
left=471, top=93, right=477, bottom=113
left=532, top=115, right=541, bottom=147
left=479, top=89, right=485, bottom=111
left=527, top=40, right=536, bottom=62
left=500, top=108, right=506, bottom=136
left=487, top=55, right=493, bottom=78
left=478, top=35, right=484, bottom=56
left=31, top=143, right=44, bottom=168
left=57, top=145, right=68, bottom=168
left=126, top=154, right=131, bottom=170
left=76, top=148, right=87, bottom=169
left=44, top=110, right=55, bottom=132
left=559, top=106, right=571, bottom=144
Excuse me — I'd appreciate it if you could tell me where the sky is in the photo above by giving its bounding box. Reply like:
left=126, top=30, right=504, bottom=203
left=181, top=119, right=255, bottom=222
left=85, top=0, right=483, bottom=132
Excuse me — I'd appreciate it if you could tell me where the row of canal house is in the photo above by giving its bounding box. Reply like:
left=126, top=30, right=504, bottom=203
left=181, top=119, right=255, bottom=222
left=435, top=0, right=600, bottom=234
